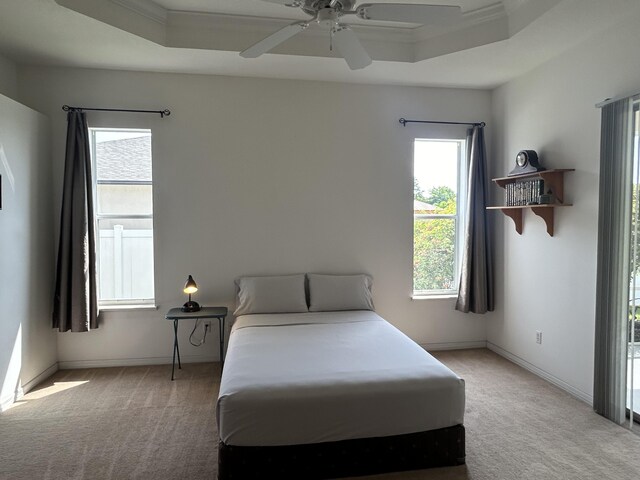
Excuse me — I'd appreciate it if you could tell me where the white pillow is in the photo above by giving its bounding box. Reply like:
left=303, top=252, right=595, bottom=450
left=307, top=274, right=374, bottom=312
left=234, top=274, right=308, bottom=316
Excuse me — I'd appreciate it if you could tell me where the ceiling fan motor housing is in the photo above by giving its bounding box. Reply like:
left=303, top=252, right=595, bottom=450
left=302, top=0, right=355, bottom=17
left=317, top=8, right=339, bottom=26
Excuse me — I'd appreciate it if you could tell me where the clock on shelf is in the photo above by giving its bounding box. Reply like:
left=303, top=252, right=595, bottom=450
left=508, top=150, right=545, bottom=176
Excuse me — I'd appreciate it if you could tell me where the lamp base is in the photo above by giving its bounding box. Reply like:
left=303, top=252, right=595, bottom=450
left=181, top=301, right=201, bottom=313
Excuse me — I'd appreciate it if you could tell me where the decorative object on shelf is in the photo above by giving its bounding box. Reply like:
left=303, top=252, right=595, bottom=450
left=508, top=150, right=545, bottom=176
left=538, top=191, right=554, bottom=205
left=181, top=275, right=201, bottom=312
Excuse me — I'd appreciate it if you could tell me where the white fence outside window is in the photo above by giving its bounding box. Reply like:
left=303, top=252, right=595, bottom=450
left=98, top=226, right=154, bottom=301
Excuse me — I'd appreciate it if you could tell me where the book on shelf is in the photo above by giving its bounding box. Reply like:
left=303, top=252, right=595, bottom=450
left=503, top=178, right=545, bottom=206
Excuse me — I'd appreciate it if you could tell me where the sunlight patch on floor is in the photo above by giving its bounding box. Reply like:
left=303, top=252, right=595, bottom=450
left=4, top=380, right=90, bottom=410
left=25, top=381, right=90, bottom=400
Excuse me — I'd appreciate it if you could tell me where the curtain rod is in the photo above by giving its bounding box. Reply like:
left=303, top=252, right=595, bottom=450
left=62, top=105, right=171, bottom=118
left=595, top=91, right=640, bottom=108
left=399, top=118, right=485, bottom=128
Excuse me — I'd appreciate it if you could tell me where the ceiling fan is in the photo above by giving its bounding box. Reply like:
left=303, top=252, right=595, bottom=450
left=241, top=1, right=463, bottom=70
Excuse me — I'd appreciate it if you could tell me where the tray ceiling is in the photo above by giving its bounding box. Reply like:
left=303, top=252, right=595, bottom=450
left=0, top=0, right=637, bottom=88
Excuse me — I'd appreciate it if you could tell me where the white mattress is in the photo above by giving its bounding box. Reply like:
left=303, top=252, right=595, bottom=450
left=217, top=311, right=465, bottom=447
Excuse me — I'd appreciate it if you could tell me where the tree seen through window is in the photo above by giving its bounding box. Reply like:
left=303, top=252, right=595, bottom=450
left=413, top=138, right=464, bottom=294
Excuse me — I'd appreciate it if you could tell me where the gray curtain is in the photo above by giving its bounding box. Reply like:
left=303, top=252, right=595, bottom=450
left=455, top=126, right=494, bottom=314
left=52, top=110, right=98, bottom=332
left=593, top=98, right=634, bottom=424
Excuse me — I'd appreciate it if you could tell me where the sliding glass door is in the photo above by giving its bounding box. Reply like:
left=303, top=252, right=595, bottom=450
left=628, top=102, right=640, bottom=425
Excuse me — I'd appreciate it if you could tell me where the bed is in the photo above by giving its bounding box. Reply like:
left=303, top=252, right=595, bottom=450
left=216, top=274, right=465, bottom=479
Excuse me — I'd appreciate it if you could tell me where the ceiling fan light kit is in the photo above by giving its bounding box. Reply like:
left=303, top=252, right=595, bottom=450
left=241, top=1, right=462, bottom=70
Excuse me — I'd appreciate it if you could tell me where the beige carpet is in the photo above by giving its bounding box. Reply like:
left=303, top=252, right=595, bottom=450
left=1, top=349, right=640, bottom=480
left=0, top=363, right=219, bottom=480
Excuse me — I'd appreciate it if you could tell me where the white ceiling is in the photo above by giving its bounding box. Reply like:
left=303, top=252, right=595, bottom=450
left=0, top=0, right=638, bottom=89
left=151, top=0, right=501, bottom=20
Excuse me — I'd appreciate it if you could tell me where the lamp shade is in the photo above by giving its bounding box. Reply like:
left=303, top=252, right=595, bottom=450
left=181, top=275, right=201, bottom=312
left=183, top=275, right=198, bottom=294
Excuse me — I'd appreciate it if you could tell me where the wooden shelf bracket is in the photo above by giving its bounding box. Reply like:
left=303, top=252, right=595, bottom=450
left=501, top=208, right=523, bottom=235
left=531, top=206, right=555, bottom=236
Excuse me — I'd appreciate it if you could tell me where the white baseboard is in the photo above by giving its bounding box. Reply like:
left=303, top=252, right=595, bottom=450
left=22, top=363, right=59, bottom=393
left=421, top=340, right=487, bottom=351
left=487, top=342, right=593, bottom=405
left=0, top=362, right=59, bottom=412
left=58, top=355, right=218, bottom=369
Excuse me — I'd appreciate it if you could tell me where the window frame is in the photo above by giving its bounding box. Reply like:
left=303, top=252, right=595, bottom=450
left=412, top=137, right=467, bottom=298
left=90, top=127, right=156, bottom=308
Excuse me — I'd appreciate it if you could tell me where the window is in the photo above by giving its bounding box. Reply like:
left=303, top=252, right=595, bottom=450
left=413, top=138, right=466, bottom=296
left=90, top=128, right=155, bottom=307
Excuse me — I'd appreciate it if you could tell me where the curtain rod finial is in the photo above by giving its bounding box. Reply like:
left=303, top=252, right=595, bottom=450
left=62, top=105, right=82, bottom=113
left=399, top=118, right=407, bottom=126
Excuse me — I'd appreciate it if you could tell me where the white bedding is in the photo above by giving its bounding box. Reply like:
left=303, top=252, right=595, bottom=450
left=217, top=311, right=465, bottom=447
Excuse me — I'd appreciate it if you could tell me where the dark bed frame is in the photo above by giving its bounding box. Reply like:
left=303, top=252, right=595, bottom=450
left=218, top=424, right=465, bottom=480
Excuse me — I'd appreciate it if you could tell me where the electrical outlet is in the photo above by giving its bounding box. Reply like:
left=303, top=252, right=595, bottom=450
left=536, top=330, right=542, bottom=345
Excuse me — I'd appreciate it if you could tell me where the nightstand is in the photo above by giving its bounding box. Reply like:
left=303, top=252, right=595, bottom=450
left=165, top=306, right=228, bottom=380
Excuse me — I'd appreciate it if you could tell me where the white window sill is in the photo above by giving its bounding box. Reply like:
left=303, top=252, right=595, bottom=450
left=99, top=304, right=158, bottom=312
left=412, top=294, right=457, bottom=300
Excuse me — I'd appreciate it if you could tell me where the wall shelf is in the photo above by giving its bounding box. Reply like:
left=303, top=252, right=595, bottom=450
left=487, top=169, right=574, bottom=236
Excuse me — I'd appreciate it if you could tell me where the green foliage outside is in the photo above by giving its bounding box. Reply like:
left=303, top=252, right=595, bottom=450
left=632, top=186, right=640, bottom=278
left=413, top=183, right=457, bottom=292
left=630, top=186, right=640, bottom=342
left=425, top=186, right=456, bottom=210
left=414, top=178, right=427, bottom=203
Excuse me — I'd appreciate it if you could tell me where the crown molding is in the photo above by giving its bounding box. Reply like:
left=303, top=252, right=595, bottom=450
left=111, top=0, right=508, bottom=46
left=55, top=0, right=555, bottom=65
left=167, top=11, right=415, bottom=45
left=462, top=1, right=508, bottom=27
left=109, top=0, right=167, bottom=24
left=413, top=2, right=506, bottom=42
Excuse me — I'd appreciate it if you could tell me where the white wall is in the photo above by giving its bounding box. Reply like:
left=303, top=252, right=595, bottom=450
left=16, top=67, right=493, bottom=367
left=489, top=9, right=640, bottom=403
left=0, top=53, right=17, bottom=100
left=0, top=93, right=56, bottom=410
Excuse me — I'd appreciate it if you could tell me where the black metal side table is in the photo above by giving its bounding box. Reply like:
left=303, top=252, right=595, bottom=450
left=165, top=306, right=228, bottom=380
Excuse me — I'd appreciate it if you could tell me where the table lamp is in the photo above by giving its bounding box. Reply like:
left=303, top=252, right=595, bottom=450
left=181, top=275, right=201, bottom=312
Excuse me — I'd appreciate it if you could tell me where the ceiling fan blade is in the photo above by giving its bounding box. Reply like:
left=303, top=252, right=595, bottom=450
left=240, top=22, right=308, bottom=58
left=356, top=3, right=462, bottom=25
left=260, top=0, right=300, bottom=4
left=332, top=26, right=372, bottom=70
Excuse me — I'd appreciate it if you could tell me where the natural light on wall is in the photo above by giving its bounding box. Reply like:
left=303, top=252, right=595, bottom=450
left=0, top=325, right=21, bottom=412
left=413, top=139, right=465, bottom=296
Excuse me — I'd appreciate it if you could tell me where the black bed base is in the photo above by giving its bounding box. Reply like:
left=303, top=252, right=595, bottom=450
left=218, top=424, right=465, bottom=480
